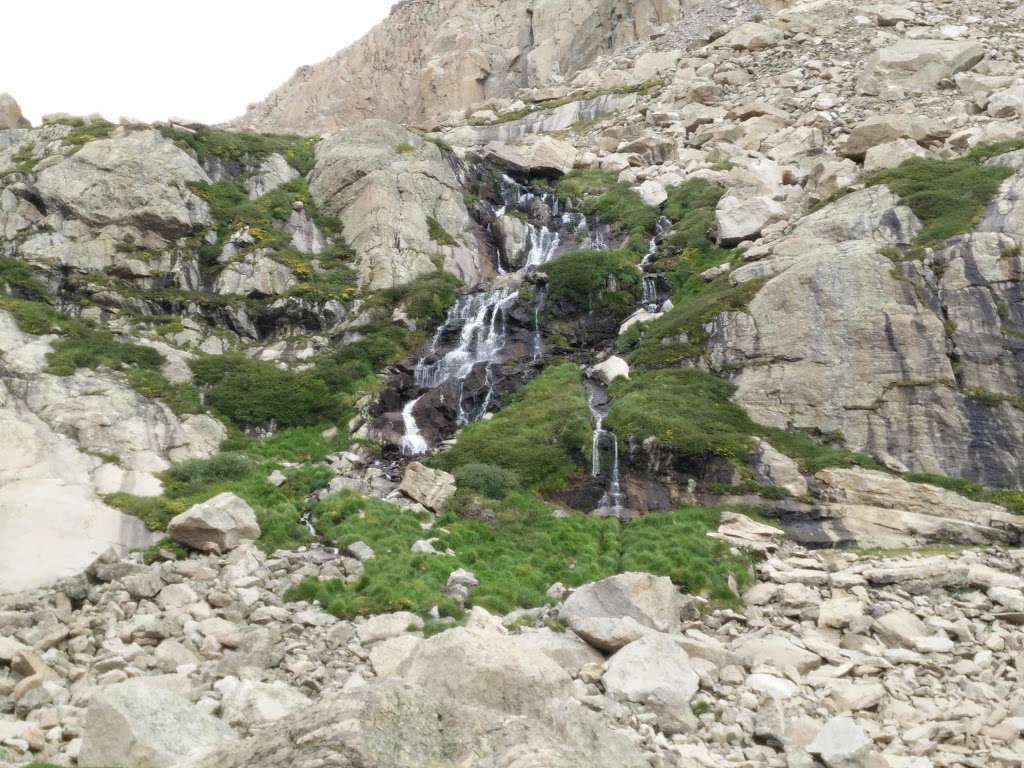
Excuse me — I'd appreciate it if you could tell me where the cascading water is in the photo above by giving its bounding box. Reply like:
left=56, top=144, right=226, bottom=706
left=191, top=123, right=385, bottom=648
left=639, top=216, right=673, bottom=311
left=399, top=174, right=568, bottom=454
left=586, top=381, right=627, bottom=516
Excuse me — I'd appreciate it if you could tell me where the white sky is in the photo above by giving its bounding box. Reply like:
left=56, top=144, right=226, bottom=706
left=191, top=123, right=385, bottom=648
left=1, top=0, right=395, bottom=125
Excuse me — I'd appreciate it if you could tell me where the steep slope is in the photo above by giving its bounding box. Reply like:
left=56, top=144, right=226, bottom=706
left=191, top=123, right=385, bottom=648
left=230, top=0, right=692, bottom=135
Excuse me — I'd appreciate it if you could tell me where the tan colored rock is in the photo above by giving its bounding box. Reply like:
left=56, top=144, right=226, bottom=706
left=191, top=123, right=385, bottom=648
left=750, top=438, right=808, bottom=496
left=231, top=0, right=683, bottom=135
left=841, top=114, right=946, bottom=159
left=399, top=462, right=456, bottom=512
left=714, top=21, right=784, bottom=51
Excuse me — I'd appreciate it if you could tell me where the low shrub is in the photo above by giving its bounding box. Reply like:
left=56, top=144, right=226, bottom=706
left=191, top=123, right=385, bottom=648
left=543, top=248, right=641, bottom=318
left=453, top=463, right=521, bottom=499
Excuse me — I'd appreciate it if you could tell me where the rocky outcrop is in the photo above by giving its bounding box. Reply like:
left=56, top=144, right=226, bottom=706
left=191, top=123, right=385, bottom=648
left=308, top=120, right=481, bottom=289
left=0, top=93, right=30, bottom=129
left=212, top=253, right=297, bottom=297
left=230, top=0, right=685, bottom=135
left=34, top=129, right=211, bottom=240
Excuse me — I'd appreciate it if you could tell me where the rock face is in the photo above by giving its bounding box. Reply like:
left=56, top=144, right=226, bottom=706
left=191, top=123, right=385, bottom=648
left=0, top=93, right=30, bottom=129
left=167, top=493, right=261, bottom=553
left=231, top=0, right=685, bottom=134
left=34, top=129, right=211, bottom=239
left=79, top=679, right=234, bottom=768
left=308, top=120, right=480, bottom=289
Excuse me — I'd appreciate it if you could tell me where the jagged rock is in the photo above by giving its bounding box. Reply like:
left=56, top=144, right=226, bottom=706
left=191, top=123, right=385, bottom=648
left=858, top=39, right=985, bottom=97
left=308, top=120, right=479, bottom=289
left=167, top=494, right=261, bottom=554
left=399, top=462, right=456, bottom=512
left=560, top=572, right=682, bottom=634
left=244, top=153, right=299, bottom=199
left=483, top=135, right=579, bottom=176
left=78, top=678, right=235, bottom=768
left=34, top=129, right=211, bottom=239
left=212, top=252, right=297, bottom=297
left=0, top=93, right=30, bottom=129
left=230, top=0, right=683, bottom=134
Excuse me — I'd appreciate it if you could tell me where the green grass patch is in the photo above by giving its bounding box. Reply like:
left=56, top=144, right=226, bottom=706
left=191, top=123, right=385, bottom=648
left=161, top=125, right=318, bottom=175
left=0, top=257, right=49, bottom=298
left=125, top=368, right=203, bottom=415
left=46, top=327, right=163, bottom=376
left=864, top=155, right=1014, bottom=249
left=55, top=117, right=116, bottom=151
left=191, top=353, right=343, bottom=430
left=288, top=489, right=751, bottom=618
left=0, top=297, right=64, bottom=334
left=543, top=248, right=641, bottom=318
left=905, top=472, right=1024, bottom=515
left=426, top=216, right=458, bottom=247
left=372, top=270, right=462, bottom=326
left=431, top=363, right=592, bottom=491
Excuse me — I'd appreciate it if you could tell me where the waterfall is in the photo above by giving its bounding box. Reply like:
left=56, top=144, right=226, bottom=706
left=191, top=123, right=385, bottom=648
left=586, top=380, right=627, bottom=517
left=532, top=286, right=546, bottom=361
left=639, top=216, right=673, bottom=311
left=399, top=173, right=567, bottom=453
left=400, top=397, right=429, bottom=456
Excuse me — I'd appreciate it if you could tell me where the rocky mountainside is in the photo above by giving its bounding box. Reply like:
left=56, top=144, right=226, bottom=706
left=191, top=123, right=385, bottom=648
left=4, top=0, right=1024, bottom=766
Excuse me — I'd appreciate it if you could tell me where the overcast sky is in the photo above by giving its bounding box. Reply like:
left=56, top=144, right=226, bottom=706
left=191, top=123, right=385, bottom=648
left=1, top=1, right=394, bottom=125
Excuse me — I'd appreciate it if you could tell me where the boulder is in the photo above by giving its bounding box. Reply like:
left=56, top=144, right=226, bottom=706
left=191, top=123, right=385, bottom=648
left=510, top=627, right=604, bottom=674
left=873, top=608, right=928, bottom=648
left=483, top=135, right=579, bottom=176
left=716, top=192, right=786, bottom=245
left=167, top=493, right=261, bottom=554
left=357, top=611, right=424, bottom=645
left=841, top=114, right=945, bottom=160
left=399, top=462, right=456, bottom=512
left=858, top=40, right=985, bottom=96
left=589, top=355, right=630, bottom=384
left=560, top=572, right=682, bottom=635
left=219, top=680, right=310, bottom=727
left=78, top=678, right=234, bottom=768
left=862, top=138, right=930, bottom=173
left=182, top=679, right=648, bottom=768
left=34, top=129, right=211, bottom=239
left=368, top=635, right=423, bottom=677
left=733, top=635, right=822, bottom=674
left=807, top=716, right=873, bottom=767
left=711, top=512, right=785, bottom=553
left=0, top=93, right=30, bottom=129
left=603, top=633, right=699, bottom=705
left=818, top=596, right=865, bottom=629
left=400, top=626, right=573, bottom=717
left=638, top=179, right=667, bottom=207
left=715, top=22, right=784, bottom=51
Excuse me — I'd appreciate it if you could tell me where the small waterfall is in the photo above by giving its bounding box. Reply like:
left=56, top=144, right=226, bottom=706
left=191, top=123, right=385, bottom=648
left=532, top=286, right=546, bottom=361
left=525, top=224, right=560, bottom=267
left=639, top=216, right=673, bottom=311
left=586, top=380, right=627, bottom=517
left=400, top=397, right=429, bottom=456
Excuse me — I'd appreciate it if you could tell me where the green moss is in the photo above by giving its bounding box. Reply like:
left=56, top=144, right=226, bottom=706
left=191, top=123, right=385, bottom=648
left=55, top=117, right=116, bottom=151
left=431, top=363, right=592, bottom=491
left=543, top=248, right=641, bottom=318
left=125, top=368, right=202, bottom=415
left=11, top=143, right=36, bottom=175
left=288, top=487, right=751, bottom=618
left=0, top=257, right=49, bottom=298
left=427, top=216, right=459, bottom=247
left=864, top=156, right=1014, bottom=249
left=395, top=142, right=416, bottom=154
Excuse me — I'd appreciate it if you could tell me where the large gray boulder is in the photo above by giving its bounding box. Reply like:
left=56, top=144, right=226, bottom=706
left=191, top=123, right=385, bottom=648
left=399, top=626, right=573, bottom=717
left=399, top=462, right=456, bottom=512
left=603, top=634, right=700, bottom=724
left=308, top=120, right=480, bottom=289
left=483, top=135, right=579, bottom=176
left=219, top=680, right=310, bottom=727
left=34, top=128, right=211, bottom=239
left=0, top=93, right=30, bottom=129
left=180, top=679, right=648, bottom=768
left=858, top=39, right=985, bottom=96
left=79, top=678, right=234, bottom=768
left=167, top=493, right=261, bottom=553
left=560, top=572, right=683, bottom=635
